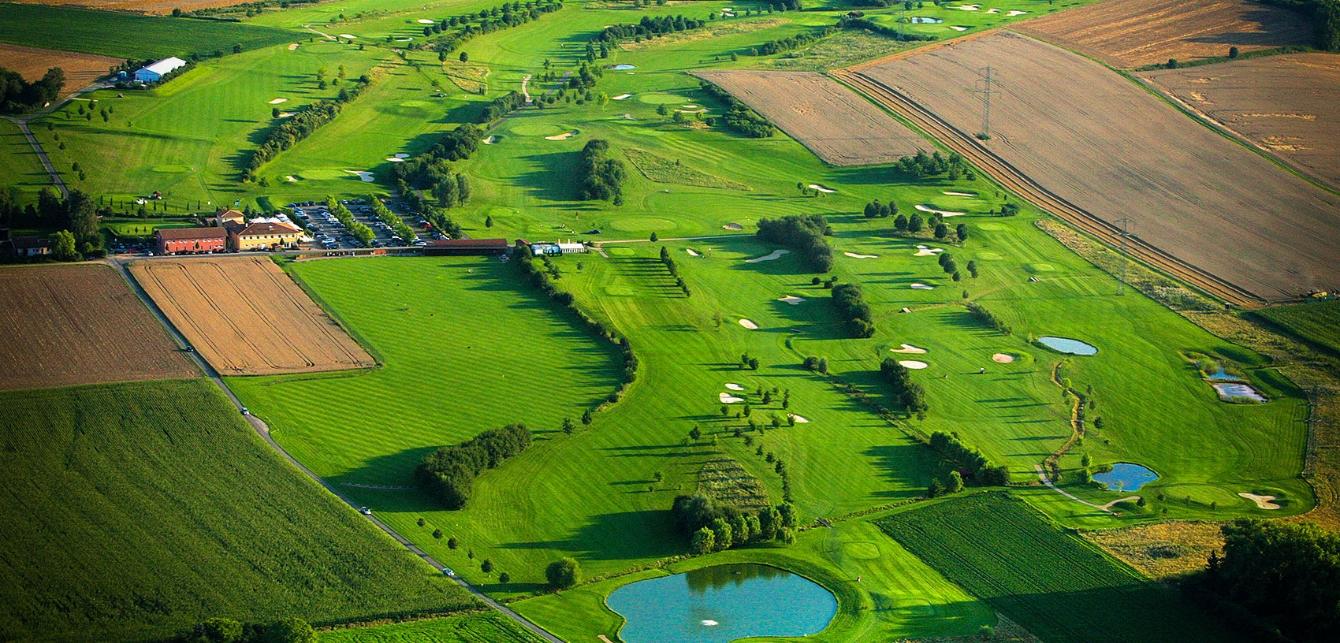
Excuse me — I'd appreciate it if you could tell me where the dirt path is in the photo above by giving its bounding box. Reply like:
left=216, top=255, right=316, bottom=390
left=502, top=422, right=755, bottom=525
left=521, top=74, right=532, bottom=104
left=1034, top=464, right=1116, bottom=514
left=1043, top=361, right=1084, bottom=480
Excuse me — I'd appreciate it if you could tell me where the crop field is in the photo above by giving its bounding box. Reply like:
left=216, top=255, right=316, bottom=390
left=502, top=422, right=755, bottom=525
left=850, top=31, right=1340, bottom=302
left=878, top=493, right=1235, bottom=641
left=693, top=70, right=924, bottom=166
left=1139, top=53, right=1340, bottom=188
left=0, top=379, right=475, bottom=641
left=1016, top=0, right=1313, bottom=68
left=0, top=3, right=296, bottom=59
left=0, top=43, right=119, bottom=98
left=11, top=0, right=260, bottom=14
left=319, top=611, right=541, bottom=642
left=130, top=256, right=376, bottom=375
left=0, top=263, right=195, bottom=390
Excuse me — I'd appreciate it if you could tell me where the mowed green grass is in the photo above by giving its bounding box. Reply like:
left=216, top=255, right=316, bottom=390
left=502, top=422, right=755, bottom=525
left=0, top=380, right=474, bottom=642
left=0, top=3, right=295, bottom=58
left=0, top=120, right=51, bottom=205
left=1250, top=299, right=1340, bottom=356
left=877, top=492, right=1237, bottom=642
left=319, top=611, right=540, bottom=642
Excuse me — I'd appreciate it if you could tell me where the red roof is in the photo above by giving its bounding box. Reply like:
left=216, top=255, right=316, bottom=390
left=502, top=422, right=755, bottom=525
left=425, top=238, right=509, bottom=249
left=157, top=227, right=227, bottom=241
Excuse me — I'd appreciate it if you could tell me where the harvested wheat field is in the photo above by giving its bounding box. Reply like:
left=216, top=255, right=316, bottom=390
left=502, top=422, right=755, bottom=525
left=1018, top=0, right=1313, bottom=68
left=693, top=70, right=924, bottom=166
left=11, top=0, right=255, bottom=14
left=0, top=264, right=195, bottom=390
left=849, top=31, right=1340, bottom=301
left=130, top=256, right=375, bottom=375
left=0, top=43, right=118, bottom=99
left=1140, top=53, right=1340, bottom=188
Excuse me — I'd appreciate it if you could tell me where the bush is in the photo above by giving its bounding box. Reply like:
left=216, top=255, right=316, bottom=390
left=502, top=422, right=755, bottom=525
left=755, top=214, right=833, bottom=272
left=965, top=301, right=1011, bottom=335
left=545, top=557, right=580, bottom=589
left=832, top=283, right=875, bottom=338
left=927, top=431, right=1010, bottom=486
left=415, top=424, right=532, bottom=509
left=577, top=139, right=627, bottom=203
left=879, top=357, right=927, bottom=413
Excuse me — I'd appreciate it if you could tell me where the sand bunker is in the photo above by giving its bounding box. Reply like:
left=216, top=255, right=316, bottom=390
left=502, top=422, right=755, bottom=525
left=899, top=360, right=929, bottom=369
left=612, top=93, right=632, bottom=100
left=900, top=307, right=912, bottom=313
left=719, top=392, right=744, bottom=404
left=725, top=383, right=745, bottom=391
left=843, top=251, right=878, bottom=259
left=1238, top=492, right=1280, bottom=510
left=777, top=295, right=805, bottom=305
left=891, top=344, right=927, bottom=354
left=284, top=175, right=298, bottom=182
left=686, top=248, right=701, bottom=257
left=746, top=249, right=789, bottom=263
left=417, top=19, right=436, bottom=24
left=345, top=170, right=375, bottom=182
left=277, top=111, right=294, bottom=118
left=545, top=131, right=577, bottom=141
left=807, top=183, right=836, bottom=194
left=482, top=135, right=497, bottom=144
left=1007, top=10, right=1028, bottom=16
left=288, top=43, right=299, bottom=51
left=910, top=283, right=935, bottom=290
left=393, top=153, right=409, bottom=159
left=913, top=245, right=945, bottom=257
left=915, top=204, right=966, bottom=217
left=722, top=223, right=743, bottom=231
left=268, top=98, right=288, bottom=104
left=992, top=353, right=1015, bottom=363
left=950, top=26, right=969, bottom=31
left=339, top=34, right=357, bottom=39
left=987, top=7, right=999, bottom=13
left=955, top=4, right=980, bottom=9
left=788, top=414, right=810, bottom=424
left=738, top=319, right=759, bottom=330
left=943, top=191, right=976, bottom=197
left=385, top=157, right=405, bottom=163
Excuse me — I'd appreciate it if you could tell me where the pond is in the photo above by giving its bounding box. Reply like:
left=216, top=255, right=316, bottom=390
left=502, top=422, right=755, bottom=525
left=909, top=16, right=944, bottom=23
left=1212, top=382, right=1267, bottom=403
left=1037, top=336, right=1098, bottom=356
left=611, top=64, right=637, bottom=70
left=607, top=563, right=836, bottom=643
left=1206, top=366, right=1241, bottom=382
left=1092, top=462, right=1159, bottom=492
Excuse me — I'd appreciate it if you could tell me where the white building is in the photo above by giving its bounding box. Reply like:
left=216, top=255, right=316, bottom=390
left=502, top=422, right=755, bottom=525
left=557, top=242, right=586, bottom=254
left=134, top=57, right=188, bottom=83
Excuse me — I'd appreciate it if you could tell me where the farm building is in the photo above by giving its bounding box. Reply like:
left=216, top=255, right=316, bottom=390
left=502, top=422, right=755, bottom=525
left=133, top=57, right=187, bottom=83
left=212, top=208, right=245, bottom=227
left=156, top=227, right=227, bottom=255
left=227, top=220, right=303, bottom=252
left=5, top=236, right=51, bottom=257
left=422, top=238, right=509, bottom=256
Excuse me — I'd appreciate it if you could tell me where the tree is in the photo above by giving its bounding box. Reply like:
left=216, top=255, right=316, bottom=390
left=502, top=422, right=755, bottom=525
left=581, top=409, right=593, bottom=425
left=967, top=260, right=978, bottom=278
left=908, top=214, right=924, bottom=233
left=689, top=425, right=702, bottom=441
left=447, top=536, right=458, bottom=548
left=190, top=617, right=243, bottom=642
left=263, top=618, right=316, bottom=643
left=1228, top=46, right=1240, bottom=59
left=708, top=517, right=733, bottom=551
left=934, top=222, right=948, bottom=239
left=562, top=417, right=575, bottom=435
left=956, top=223, right=968, bottom=241
left=460, top=51, right=470, bottom=63
left=546, top=557, right=581, bottom=589
left=946, top=470, right=964, bottom=493
left=1213, top=519, right=1340, bottom=640
left=927, top=478, right=945, bottom=498
left=485, top=215, right=494, bottom=228
left=649, top=231, right=658, bottom=242
left=50, top=230, right=78, bottom=261
left=691, top=526, right=716, bottom=553
left=481, top=558, right=494, bottom=573
left=657, top=103, right=669, bottom=117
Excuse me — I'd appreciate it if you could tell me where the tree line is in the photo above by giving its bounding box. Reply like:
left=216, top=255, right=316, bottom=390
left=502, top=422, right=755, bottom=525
left=927, top=431, right=1010, bottom=486
left=1259, top=0, right=1340, bottom=50
left=596, top=14, right=707, bottom=45
left=671, top=494, right=799, bottom=554
left=659, top=246, right=691, bottom=296
left=836, top=14, right=937, bottom=42
left=750, top=27, right=835, bottom=56
left=391, top=125, right=478, bottom=237
left=247, top=77, right=370, bottom=179
left=415, top=424, right=532, bottom=509
left=699, top=82, right=776, bottom=138
left=421, top=0, right=564, bottom=56
left=0, top=66, right=63, bottom=114
left=965, top=301, right=1010, bottom=335
left=895, top=149, right=970, bottom=180
left=324, top=197, right=375, bottom=247
left=880, top=357, right=927, bottom=414
left=0, top=188, right=102, bottom=262
left=833, top=283, right=875, bottom=338
left=369, top=196, right=416, bottom=242
left=174, top=617, right=315, bottom=643
left=578, top=139, right=627, bottom=204
left=755, top=214, right=834, bottom=272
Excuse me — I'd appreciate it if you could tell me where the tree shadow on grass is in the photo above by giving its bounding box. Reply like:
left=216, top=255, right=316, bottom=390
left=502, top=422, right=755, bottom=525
left=498, top=509, right=682, bottom=562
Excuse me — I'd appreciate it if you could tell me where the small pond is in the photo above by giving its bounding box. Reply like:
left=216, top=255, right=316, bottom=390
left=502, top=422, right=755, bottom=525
left=1212, top=382, right=1267, bottom=403
left=607, top=563, right=836, bottom=643
left=909, top=16, right=944, bottom=23
left=1093, top=462, right=1159, bottom=492
left=611, top=64, right=637, bottom=70
left=1206, top=366, right=1241, bottom=382
left=1037, top=336, right=1098, bottom=356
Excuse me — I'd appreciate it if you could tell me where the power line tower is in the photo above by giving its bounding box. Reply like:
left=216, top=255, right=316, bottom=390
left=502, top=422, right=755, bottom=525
left=1114, top=217, right=1132, bottom=295
left=973, top=66, right=997, bottom=139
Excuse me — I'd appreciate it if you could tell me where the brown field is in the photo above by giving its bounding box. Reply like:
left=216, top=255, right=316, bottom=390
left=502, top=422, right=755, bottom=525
left=11, top=0, right=254, bottom=14
left=1140, top=53, right=1340, bottom=189
left=0, top=43, right=119, bottom=99
left=0, top=263, right=195, bottom=390
left=1017, top=0, right=1313, bottom=68
left=692, top=70, right=924, bottom=166
left=1084, top=521, right=1224, bottom=579
left=841, top=31, right=1340, bottom=302
left=130, top=256, right=375, bottom=375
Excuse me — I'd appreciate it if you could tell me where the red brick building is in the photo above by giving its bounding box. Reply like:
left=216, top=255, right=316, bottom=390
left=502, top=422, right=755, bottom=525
left=155, top=227, right=228, bottom=255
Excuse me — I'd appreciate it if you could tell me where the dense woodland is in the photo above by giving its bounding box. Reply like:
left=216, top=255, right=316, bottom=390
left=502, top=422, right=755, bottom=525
left=415, top=424, right=532, bottom=509
left=577, top=139, right=627, bottom=203
left=755, top=214, right=834, bottom=272
left=0, top=66, right=63, bottom=114
left=671, top=494, right=799, bottom=554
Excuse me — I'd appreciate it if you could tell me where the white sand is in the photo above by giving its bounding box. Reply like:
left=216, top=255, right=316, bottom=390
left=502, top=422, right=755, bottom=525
left=612, top=93, right=632, bottom=100
left=339, top=34, right=357, bottom=39
left=394, top=37, right=412, bottom=42
left=950, top=26, right=969, bottom=31
left=807, top=183, right=836, bottom=193
left=915, top=204, right=966, bottom=217
left=725, top=383, right=744, bottom=391
left=987, top=7, right=999, bottom=13
left=268, top=98, right=288, bottom=104
left=288, top=43, right=299, bottom=51
left=284, top=175, right=298, bottom=182
left=900, top=307, right=912, bottom=313
left=1238, top=492, right=1280, bottom=510
left=943, top=191, right=976, bottom=197
left=277, top=112, right=294, bottom=118
left=345, top=170, right=375, bottom=182
left=482, top=135, right=497, bottom=144
left=394, top=153, right=409, bottom=159
left=745, top=249, right=789, bottom=263
left=910, top=283, right=935, bottom=290
left=1007, top=10, right=1028, bottom=17
left=545, top=131, right=577, bottom=141
left=722, top=223, right=743, bottom=231
left=738, top=319, right=759, bottom=330
left=899, top=360, right=929, bottom=370
left=778, top=295, right=805, bottom=305
left=682, top=104, right=699, bottom=109
left=913, top=245, right=945, bottom=257
left=686, top=248, right=701, bottom=257
left=843, top=251, right=878, bottom=259
left=788, top=414, right=810, bottom=424
left=417, top=19, right=436, bottom=24
left=992, top=353, right=1015, bottom=363
left=386, top=157, right=406, bottom=163
left=891, top=344, right=927, bottom=354
left=955, top=4, right=980, bottom=10
left=719, top=392, right=744, bottom=404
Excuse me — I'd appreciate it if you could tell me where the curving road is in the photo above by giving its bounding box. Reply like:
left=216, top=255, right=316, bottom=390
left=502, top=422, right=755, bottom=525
left=107, top=258, right=561, bottom=643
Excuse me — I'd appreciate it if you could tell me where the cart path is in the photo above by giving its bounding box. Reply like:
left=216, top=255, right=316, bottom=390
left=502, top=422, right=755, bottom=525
left=1034, top=464, right=1116, bottom=514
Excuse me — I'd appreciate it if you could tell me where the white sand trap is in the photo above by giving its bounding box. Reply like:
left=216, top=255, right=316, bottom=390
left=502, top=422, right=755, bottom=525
left=955, top=4, right=980, bottom=10
left=910, top=283, right=935, bottom=290
left=899, top=360, right=929, bottom=370
left=950, top=26, right=969, bottom=31
left=417, top=19, right=436, bottom=24
left=843, top=251, right=878, bottom=259
left=722, top=223, right=743, bottom=231
left=394, top=37, right=412, bottom=42
left=386, top=157, right=406, bottom=163
left=719, top=392, right=744, bottom=404
left=686, top=248, right=701, bottom=257
left=339, top=34, right=357, bottom=39
left=345, top=170, right=375, bottom=182
left=738, top=319, right=759, bottom=330
left=288, top=43, right=300, bottom=51
left=788, top=414, right=810, bottom=424
left=900, top=307, right=912, bottom=313
left=284, top=175, right=298, bottom=182
left=268, top=98, right=288, bottom=104
left=545, top=131, right=577, bottom=141
left=682, top=104, right=700, bottom=109
left=1007, top=10, right=1028, bottom=16
left=1238, top=492, right=1280, bottom=510
left=943, top=191, right=976, bottom=197
left=913, top=245, right=945, bottom=257
left=623, top=113, right=634, bottom=120
left=987, top=7, right=1000, bottom=13
left=915, top=204, right=966, bottom=217
left=807, top=183, right=836, bottom=194
left=891, top=344, right=927, bottom=354
left=482, top=135, right=497, bottom=144
left=992, top=353, right=1015, bottom=363
left=612, top=93, right=632, bottom=101
left=745, top=249, right=789, bottom=263
left=778, top=295, right=805, bottom=305
left=277, top=112, right=295, bottom=119
left=725, top=383, right=744, bottom=391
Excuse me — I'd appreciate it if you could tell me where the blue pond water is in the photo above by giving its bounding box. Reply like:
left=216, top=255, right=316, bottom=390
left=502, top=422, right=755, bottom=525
left=910, top=16, right=944, bottom=23
left=611, top=64, right=637, bottom=70
left=1213, top=382, right=1267, bottom=403
left=607, top=563, right=836, bottom=643
left=1206, top=366, right=1241, bottom=382
left=1093, top=462, right=1159, bottom=492
left=1037, top=336, right=1098, bottom=356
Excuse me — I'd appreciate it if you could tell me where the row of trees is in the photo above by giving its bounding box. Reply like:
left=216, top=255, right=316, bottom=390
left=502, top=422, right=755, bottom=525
left=596, top=14, right=707, bottom=44
left=755, top=214, right=834, bottom=272
left=965, top=301, right=1011, bottom=335
left=0, top=66, right=63, bottom=114
left=880, top=357, right=927, bottom=414
left=751, top=27, right=835, bottom=56
left=862, top=199, right=899, bottom=219
left=835, top=14, right=938, bottom=42
left=1259, top=0, right=1340, bottom=50
left=894, top=149, right=968, bottom=179
left=927, top=431, right=1010, bottom=485
left=247, top=78, right=369, bottom=177
left=832, top=283, right=876, bottom=338
left=698, top=82, right=777, bottom=138
left=175, top=617, right=314, bottom=643
left=659, top=246, right=691, bottom=296
left=324, top=197, right=375, bottom=246
left=671, top=495, right=799, bottom=554
left=423, top=0, right=564, bottom=55
left=415, top=424, right=532, bottom=509
left=368, top=196, right=416, bottom=242
left=479, top=90, right=528, bottom=122
left=390, top=125, right=479, bottom=236
left=577, top=139, right=627, bottom=203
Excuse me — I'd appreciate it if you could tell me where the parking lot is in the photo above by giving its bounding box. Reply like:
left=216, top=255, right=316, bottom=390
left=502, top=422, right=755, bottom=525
left=287, top=199, right=438, bottom=250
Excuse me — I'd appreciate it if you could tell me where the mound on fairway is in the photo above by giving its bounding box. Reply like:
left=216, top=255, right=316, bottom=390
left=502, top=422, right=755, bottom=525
left=878, top=493, right=1233, bottom=641
left=0, top=380, right=474, bottom=641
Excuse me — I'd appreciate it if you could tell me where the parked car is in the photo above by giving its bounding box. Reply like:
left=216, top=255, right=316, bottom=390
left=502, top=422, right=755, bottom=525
left=359, top=506, right=372, bottom=516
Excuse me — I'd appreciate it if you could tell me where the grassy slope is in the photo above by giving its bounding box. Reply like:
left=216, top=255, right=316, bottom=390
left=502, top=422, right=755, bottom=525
left=1250, top=299, right=1340, bottom=356
left=0, top=3, right=295, bottom=58
left=0, top=119, right=51, bottom=206
left=877, top=492, right=1237, bottom=641
left=0, top=380, right=474, bottom=642
left=318, top=611, right=540, bottom=642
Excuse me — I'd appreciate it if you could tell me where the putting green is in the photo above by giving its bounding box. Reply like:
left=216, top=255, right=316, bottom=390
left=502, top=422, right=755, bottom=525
left=975, top=251, right=1003, bottom=260
left=608, top=216, right=676, bottom=233
left=1026, top=263, right=1056, bottom=273
left=977, top=223, right=1007, bottom=231
left=843, top=541, right=882, bottom=560
left=510, top=122, right=568, bottom=136
left=300, top=168, right=356, bottom=180
left=636, top=92, right=688, bottom=105
left=605, top=247, right=635, bottom=257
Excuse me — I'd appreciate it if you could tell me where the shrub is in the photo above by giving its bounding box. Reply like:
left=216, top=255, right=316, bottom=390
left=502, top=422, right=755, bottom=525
left=756, top=214, right=833, bottom=272
left=415, top=424, right=532, bottom=509
left=545, top=557, right=580, bottom=589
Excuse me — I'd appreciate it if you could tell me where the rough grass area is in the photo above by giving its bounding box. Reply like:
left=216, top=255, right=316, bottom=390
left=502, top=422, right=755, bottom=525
left=1083, top=521, right=1224, bottom=579
left=0, top=3, right=296, bottom=58
left=318, top=611, right=540, bottom=642
left=877, top=493, right=1236, bottom=642
left=442, top=61, right=489, bottom=95
left=1250, top=300, right=1340, bottom=357
left=624, top=147, right=749, bottom=190
left=0, top=380, right=474, bottom=642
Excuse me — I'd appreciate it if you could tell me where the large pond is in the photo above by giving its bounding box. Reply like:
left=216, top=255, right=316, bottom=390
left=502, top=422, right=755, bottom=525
left=1093, top=462, right=1159, bottom=492
left=607, top=563, right=836, bottom=642
left=1037, top=336, right=1098, bottom=356
left=1212, top=382, right=1267, bottom=403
